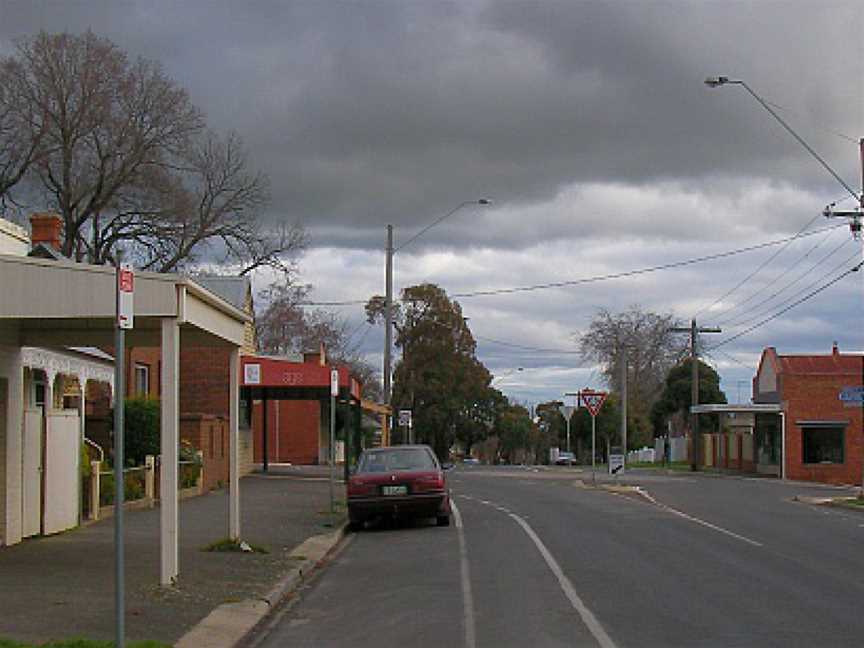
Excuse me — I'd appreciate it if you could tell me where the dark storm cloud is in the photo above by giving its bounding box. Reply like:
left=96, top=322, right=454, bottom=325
left=3, top=1, right=860, bottom=251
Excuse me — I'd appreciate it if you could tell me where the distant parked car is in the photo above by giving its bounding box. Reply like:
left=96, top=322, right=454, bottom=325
left=347, top=445, right=451, bottom=530
left=463, top=457, right=480, bottom=466
left=554, top=452, right=575, bottom=465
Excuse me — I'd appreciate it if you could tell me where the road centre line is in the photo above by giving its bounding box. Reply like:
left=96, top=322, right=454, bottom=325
left=451, top=502, right=477, bottom=648
left=508, top=512, right=618, bottom=648
left=635, top=488, right=763, bottom=548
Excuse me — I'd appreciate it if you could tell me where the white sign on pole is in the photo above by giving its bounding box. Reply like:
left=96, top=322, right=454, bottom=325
left=398, top=409, right=412, bottom=427
left=558, top=405, right=576, bottom=421
left=117, top=263, right=134, bottom=330
left=609, top=453, right=625, bottom=475
left=330, top=368, right=339, bottom=396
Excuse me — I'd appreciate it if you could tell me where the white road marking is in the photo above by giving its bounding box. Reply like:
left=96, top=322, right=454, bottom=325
left=636, top=488, right=763, bottom=547
left=509, top=512, right=618, bottom=648
left=451, top=501, right=476, bottom=648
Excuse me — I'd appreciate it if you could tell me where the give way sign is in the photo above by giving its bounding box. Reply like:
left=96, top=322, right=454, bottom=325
left=580, top=389, right=607, bottom=417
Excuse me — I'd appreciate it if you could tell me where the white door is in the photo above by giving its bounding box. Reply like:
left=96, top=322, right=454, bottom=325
left=22, top=408, right=42, bottom=538
left=43, top=410, right=80, bottom=535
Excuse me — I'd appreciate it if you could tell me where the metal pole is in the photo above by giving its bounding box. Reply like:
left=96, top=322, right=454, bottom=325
left=384, top=225, right=393, bottom=412
left=591, top=414, right=596, bottom=485
left=330, top=390, right=336, bottom=515
left=690, top=319, right=700, bottom=472
left=566, top=418, right=571, bottom=454
left=620, top=346, right=627, bottom=461
left=113, top=264, right=125, bottom=648
left=262, top=395, right=268, bottom=473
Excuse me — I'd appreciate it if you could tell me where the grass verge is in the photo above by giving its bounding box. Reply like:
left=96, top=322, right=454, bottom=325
left=201, top=537, right=269, bottom=554
left=1, top=640, right=170, bottom=648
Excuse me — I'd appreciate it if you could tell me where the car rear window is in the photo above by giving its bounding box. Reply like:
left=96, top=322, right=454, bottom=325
left=358, top=448, right=438, bottom=473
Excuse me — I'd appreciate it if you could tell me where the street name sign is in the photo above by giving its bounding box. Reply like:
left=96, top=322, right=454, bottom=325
left=839, top=386, right=864, bottom=407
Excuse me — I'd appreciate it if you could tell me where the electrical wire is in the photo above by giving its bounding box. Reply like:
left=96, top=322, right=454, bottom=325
left=708, top=259, right=863, bottom=351
left=692, top=212, right=824, bottom=319
left=717, top=236, right=852, bottom=328
left=448, top=224, right=844, bottom=299
left=296, top=224, right=845, bottom=306
left=720, top=246, right=859, bottom=331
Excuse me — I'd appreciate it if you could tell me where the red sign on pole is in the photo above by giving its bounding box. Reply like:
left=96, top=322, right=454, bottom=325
left=580, top=389, right=607, bottom=417
left=117, top=263, right=134, bottom=330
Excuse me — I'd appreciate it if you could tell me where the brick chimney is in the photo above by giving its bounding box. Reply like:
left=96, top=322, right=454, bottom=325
left=30, top=212, right=63, bottom=251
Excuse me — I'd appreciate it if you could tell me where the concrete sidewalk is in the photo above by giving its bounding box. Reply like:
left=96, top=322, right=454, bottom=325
left=0, top=471, right=345, bottom=645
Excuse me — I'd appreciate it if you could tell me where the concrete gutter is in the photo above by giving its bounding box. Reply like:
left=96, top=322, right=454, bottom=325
left=174, top=523, right=348, bottom=648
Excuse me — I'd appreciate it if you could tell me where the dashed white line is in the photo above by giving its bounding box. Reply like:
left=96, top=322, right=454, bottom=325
left=636, top=488, right=763, bottom=547
left=451, top=501, right=476, bottom=648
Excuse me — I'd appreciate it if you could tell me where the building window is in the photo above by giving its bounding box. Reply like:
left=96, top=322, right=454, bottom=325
left=802, top=425, right=845, bottom=464
left=134, top=364, right=149, bottom=397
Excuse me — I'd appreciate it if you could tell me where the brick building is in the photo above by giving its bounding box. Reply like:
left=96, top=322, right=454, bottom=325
left=753, top=344, right=864, bottom=485
left=125, top=275, right=258, bottom=490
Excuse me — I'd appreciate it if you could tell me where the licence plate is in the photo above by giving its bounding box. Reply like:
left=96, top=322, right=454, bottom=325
left=381, top=485, right=407, bottom=496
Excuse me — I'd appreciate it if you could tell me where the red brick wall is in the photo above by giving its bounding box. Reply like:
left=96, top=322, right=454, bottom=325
left=179, top=348, right=232, bottom=418
left=180, top=414, right=229, bottom=491
left=253, top=399, right=321, bottom=465
left=782, top=373, right=863, bottom=486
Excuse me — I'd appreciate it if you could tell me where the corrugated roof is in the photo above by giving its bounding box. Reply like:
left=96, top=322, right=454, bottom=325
left=193, top=275, right=250, bottom=311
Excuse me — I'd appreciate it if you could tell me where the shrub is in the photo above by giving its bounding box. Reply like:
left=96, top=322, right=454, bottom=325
left=122, top=398, right=160, bottom=465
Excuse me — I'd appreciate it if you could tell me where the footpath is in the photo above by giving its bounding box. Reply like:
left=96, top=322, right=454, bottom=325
left=0, top=466, right=346, bottom=647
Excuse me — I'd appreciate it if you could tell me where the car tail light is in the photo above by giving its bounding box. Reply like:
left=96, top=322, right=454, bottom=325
left=413, top=473, right=444, bottom=492
left=348, top=477, right=375, bottom=497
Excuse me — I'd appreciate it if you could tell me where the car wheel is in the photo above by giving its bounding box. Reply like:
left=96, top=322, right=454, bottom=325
left=436, top=514, right=451, bottom=527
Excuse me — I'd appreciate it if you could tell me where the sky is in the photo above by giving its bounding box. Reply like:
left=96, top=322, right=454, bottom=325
left=2, top=1, right=863, bottom=413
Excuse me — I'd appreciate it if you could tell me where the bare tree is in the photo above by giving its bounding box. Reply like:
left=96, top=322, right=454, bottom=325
left=579, top=306, right=687, bottom=446
left=0, top=57, right=46, bottom=202
left=257, top=282, right=381, bottom=400
left=6, top=31, right=203, bottom=258
left=98, top=130, right=306, bottom=275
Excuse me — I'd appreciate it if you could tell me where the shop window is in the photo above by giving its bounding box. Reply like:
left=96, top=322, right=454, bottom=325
left=802, top=425, right=844, bottom=464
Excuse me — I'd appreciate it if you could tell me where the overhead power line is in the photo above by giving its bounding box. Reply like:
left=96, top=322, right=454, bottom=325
left=449, top=224, right=844, bottom=299
left=717, top=238, right=853, bottom=328
left=296, top=224, right=845, bottom=306
left=709, top=259, right=864, bottom=351
left=692, top=213, right=824, bottom=319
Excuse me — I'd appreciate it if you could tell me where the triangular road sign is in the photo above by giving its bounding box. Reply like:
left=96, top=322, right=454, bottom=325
left=559, top=404, right=576, bottom=421
left=580, top=390, right=607, bottom=417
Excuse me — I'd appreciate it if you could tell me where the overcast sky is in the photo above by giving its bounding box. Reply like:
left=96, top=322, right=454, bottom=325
left=3, top=1, right=863, bottom=412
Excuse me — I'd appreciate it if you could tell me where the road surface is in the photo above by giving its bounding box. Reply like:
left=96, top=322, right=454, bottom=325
left=245, top=467, right=864, bottom=647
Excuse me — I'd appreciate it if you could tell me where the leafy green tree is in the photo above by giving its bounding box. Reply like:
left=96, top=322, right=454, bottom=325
left=496, top=404, right=532, bottom=463
left=650, top=359, right=727, bottom=437
left=366, top=283, right=496, bottom=460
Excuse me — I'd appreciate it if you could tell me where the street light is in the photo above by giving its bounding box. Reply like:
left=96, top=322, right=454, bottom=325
left=383, top=199, right=493, bottom=435
left=491, top=367, right=523, bottom=385
left=704, top=76, right=860, bottom=203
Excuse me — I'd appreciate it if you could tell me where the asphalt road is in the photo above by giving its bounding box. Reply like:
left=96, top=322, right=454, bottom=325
left=248, top=467, right=864, bottom=648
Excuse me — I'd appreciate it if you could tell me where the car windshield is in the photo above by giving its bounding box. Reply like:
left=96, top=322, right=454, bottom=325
left=358, top=448, right=437, bottom=473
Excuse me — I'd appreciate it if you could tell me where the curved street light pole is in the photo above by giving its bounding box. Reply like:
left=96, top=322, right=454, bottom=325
left=384, top=199, right=492, bottom=442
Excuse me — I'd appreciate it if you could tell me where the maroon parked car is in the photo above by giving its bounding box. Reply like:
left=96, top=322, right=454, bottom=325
left=347, top=445, right=452, bottom=529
